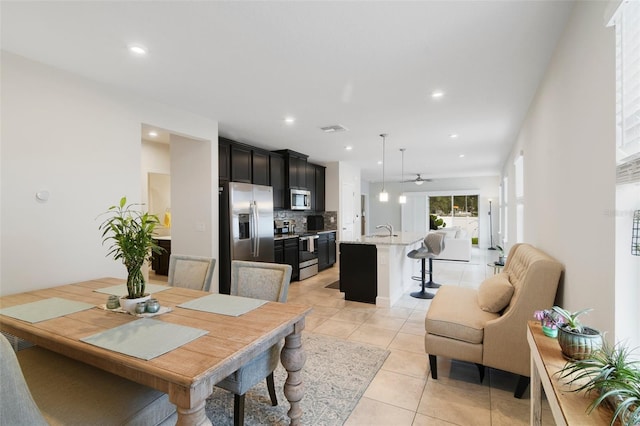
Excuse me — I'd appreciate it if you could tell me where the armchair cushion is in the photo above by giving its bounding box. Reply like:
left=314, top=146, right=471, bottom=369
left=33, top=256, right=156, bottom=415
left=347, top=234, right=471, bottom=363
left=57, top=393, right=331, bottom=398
left=477, top=272, right=514, bottom=313
left=425, top=286, right=499, bottom=344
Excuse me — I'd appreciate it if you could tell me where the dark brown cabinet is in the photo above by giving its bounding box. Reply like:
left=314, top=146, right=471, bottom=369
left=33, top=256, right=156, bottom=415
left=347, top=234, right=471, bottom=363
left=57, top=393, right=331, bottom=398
left=274, top=237, right=299, bottom=281
left=152, top=238, right=171, bottom=276
left=270, top=153, right=285, bottom=209
left=273, top=150, right=308, bottom=190
left=230, top=144, right=252, bottom=183
left=252, top=148, right=270, bottom=186
left=218, top=138, right=231, bottom=181
left=312, top=164, right=326, bottom=212
left=317, top=231, right=336, bottom=271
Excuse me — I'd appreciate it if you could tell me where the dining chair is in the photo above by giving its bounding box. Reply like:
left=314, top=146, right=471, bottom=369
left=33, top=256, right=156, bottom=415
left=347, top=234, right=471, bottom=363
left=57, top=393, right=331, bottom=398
left=0, top=334, right=48, bottom=425
left=215, top=260, right=293, bottom=426
left=167, top=254, right=216, bottom=292
left=0, top=333, right=177, bottom=425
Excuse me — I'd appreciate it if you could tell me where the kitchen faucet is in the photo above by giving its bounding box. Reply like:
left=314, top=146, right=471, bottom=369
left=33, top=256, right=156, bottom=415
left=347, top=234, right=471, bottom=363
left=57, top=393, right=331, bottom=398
left=376, top=223, right=394, bottom=237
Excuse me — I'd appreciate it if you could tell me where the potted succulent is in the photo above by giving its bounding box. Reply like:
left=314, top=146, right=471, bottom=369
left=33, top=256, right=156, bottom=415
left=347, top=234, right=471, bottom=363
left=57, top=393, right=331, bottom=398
left=557, top=341, right=640, bottom=425
left=496, top=245, right=506, bottom=265
left=98, top=197, right=163, bottom=312
left=553, top=306, right=603, bottom=361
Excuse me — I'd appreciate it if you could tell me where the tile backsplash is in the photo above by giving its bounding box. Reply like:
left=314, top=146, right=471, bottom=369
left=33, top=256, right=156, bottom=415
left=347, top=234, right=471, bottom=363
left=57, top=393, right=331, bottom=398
left=274, top=210, right=338, bottom=233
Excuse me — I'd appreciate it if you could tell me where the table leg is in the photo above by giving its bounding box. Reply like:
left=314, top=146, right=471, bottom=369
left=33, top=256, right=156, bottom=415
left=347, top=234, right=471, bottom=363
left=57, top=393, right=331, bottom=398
left=530, top=352, right=542, bottom=426
left=175, top=400, right=211, bottom=426
left=281, top=318, right=306, bottom=426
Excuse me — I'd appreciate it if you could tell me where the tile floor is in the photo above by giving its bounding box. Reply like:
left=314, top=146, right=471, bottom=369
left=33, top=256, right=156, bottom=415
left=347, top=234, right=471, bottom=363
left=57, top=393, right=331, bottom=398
left=151, top=247, right=555, bottom=425
left=284, top=247, right=555, bottom=426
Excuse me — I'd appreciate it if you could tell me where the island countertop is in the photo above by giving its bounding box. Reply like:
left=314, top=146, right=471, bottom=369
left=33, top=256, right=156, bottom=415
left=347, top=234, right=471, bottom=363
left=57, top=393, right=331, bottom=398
left=339, top=231, right=425, bottom=246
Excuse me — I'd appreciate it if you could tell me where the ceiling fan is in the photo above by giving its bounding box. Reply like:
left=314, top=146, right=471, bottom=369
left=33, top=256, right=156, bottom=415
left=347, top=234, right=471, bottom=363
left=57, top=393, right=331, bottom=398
left=402, top=174, right=431, bottom=185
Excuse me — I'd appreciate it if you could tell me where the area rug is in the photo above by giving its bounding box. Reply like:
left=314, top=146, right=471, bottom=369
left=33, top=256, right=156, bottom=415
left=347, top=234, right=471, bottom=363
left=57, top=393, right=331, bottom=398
left=324, top=280, right=340, bottom=289
left=205, top=333, right=390, bottom=425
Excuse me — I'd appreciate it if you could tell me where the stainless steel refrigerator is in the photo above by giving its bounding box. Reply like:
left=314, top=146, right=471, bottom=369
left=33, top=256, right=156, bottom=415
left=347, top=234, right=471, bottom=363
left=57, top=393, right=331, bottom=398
left=229, top=182, right=274, bottom=262
left=219, top=182, right=274, bottom=294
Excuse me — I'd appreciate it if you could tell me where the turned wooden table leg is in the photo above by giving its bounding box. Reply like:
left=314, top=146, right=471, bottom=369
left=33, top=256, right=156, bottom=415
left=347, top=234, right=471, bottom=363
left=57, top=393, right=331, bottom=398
left=281, top=318, right=306, bottom=426
left=175, top=400, right=211, bottom=426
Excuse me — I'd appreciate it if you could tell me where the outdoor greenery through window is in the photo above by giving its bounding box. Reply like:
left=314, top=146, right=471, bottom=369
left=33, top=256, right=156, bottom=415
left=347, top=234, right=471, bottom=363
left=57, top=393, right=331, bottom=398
left=429, top=195, right=479, bottom=242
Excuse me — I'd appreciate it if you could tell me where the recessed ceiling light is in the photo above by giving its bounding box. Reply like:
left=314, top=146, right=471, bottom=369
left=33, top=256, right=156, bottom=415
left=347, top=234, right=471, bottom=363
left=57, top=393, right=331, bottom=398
left=128, top=44, right=148, bottom=56
left=459, top=154, right=465, bottom=158
left=148, top=131, right=158, bottom=137
left=450, top=133, right=459, bottom=139
left=377, top=160, right=383, bottom=165
left=345, top=146, right=353, bottom=151
left=284, top=117, right=295, bottom=124
left=431, top=90, right=445, bottom=99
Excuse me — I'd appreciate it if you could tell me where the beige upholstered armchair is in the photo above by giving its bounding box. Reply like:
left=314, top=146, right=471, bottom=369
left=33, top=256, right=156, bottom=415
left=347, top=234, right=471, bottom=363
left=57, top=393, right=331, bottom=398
left=424, top=243, right=563, bottom=397
left=215, top=260, right=293, bottom=426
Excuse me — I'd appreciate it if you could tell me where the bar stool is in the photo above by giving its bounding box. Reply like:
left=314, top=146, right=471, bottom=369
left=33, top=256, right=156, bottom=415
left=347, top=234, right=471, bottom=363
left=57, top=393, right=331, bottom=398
left=408, top=232, right=445, bottom=299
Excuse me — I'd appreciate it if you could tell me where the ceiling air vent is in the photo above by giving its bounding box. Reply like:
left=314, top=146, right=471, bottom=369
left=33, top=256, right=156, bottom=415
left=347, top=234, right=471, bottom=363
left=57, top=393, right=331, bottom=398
left=320, top=124, right=348, bottom=133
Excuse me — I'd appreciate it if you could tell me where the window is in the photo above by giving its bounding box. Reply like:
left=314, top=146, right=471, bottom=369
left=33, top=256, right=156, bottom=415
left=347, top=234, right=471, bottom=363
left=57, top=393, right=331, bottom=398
left=502, top=177, right=509, bottom=244
left=514, top=154, right=524, bottom=242
left=612, top=0, right=640, bottom=163
left=429, top=194, right=479, bottom=240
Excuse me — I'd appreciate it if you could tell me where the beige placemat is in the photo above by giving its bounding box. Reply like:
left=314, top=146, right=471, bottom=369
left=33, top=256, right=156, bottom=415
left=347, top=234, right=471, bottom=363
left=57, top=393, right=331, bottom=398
left=80, top=318, right=208, bottom=360
left=94, top=283, right=171, bottom=296
left=0, top=297, right=95, bottom=323
left=178, top=294, right=267, bottom=317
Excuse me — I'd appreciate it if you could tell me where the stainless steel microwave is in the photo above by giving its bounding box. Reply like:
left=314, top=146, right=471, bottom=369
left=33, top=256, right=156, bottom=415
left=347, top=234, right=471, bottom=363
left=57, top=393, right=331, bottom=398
left=290, top=189, right=311, bottom=210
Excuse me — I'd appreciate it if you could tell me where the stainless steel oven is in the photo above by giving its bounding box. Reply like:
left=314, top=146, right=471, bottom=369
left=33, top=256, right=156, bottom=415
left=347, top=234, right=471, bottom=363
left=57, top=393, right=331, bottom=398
left=298, top=234, right=318, bottom=280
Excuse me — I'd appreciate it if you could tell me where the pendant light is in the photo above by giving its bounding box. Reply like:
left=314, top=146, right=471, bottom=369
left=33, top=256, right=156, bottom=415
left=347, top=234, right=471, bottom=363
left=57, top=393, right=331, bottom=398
left=379, top=133, right=389, bottom=202
left=399, top=148, right=407, bottom=204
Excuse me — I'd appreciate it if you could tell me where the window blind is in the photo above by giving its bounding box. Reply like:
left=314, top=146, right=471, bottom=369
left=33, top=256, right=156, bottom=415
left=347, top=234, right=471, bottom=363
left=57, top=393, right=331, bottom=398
left=614, top=0, right=640, bottom=164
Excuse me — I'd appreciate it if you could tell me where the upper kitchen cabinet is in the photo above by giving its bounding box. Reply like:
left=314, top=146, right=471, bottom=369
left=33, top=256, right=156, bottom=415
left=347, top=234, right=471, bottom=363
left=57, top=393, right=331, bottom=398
left=218, top=138, right=231, bottom=181
left=251, top=147, right=270, bottom=186
left=314, top=164, right=326, bottom=212
left=273, top=149, right=308, bottom=190
left=306, top=163, right=315, bottom=207
left=220, top=139, right=271, bottom=186
left=230, top=143, right=252, bottom=183
left=270, top=152, right=286, bottom=209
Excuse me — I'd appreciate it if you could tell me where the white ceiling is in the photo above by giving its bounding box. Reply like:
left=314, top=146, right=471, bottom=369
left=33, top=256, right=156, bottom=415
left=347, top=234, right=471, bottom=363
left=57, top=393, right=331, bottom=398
left=1, top=1, right=573, bottom=183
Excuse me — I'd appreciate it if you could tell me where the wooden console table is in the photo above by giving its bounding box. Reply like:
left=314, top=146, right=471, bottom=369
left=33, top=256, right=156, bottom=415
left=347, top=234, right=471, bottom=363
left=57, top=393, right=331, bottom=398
left=527, top=321, right=613, bottom=425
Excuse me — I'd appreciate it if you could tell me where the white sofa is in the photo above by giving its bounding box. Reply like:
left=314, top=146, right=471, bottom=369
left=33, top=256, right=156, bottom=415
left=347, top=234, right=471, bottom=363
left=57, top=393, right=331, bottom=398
left=432, top=227, right=471, bottom=261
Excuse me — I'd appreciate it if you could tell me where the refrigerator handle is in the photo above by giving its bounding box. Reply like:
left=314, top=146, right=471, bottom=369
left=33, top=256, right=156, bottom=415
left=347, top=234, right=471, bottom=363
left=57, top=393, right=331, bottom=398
left=253, top=201, right=260, bottom=257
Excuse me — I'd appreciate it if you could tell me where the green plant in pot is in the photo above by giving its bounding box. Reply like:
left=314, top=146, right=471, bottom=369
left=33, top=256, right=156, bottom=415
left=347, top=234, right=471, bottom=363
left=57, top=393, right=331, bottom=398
left=552, top=306, right=603, bottom=361
left=99, top=197, right=163, bottom=311
left=557, top=341, right=640, bottom=425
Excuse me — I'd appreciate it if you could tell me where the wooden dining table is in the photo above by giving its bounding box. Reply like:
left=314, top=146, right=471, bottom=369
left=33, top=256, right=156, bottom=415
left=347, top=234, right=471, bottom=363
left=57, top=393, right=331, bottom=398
left=0, top=278, right=312, bottom=425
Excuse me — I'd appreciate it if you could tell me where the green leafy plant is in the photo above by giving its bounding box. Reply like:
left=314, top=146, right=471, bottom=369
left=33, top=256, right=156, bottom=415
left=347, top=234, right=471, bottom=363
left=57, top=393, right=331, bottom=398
left=496, top=245, right=504, bottom=256
left=429, top=214, right=446, bottom=230
left=557, top=341, right=640, bottom=425
left=553, top=306, right=593, bottom=333
left=98, top=197, right=163, bottom=299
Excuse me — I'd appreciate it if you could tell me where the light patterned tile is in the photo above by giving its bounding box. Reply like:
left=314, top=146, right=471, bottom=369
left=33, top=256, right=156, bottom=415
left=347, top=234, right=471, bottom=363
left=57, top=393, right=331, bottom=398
left=331, top=309, right=375, bottom=324
left=344, top=397, right=415, bottom=426
left=389, top=332, right=425, bottom=354
left=364, top=370, right=426, bottom=411
left=417, top=379, right=491, bottom=426
left=399, top=320, right=426, bottom=336
left=382, top=348, right=430, bottom=379
left=348, top=324, right=398, bottom=348
left=311, top=318, right=360, bottom=338
left=412, top=413, right=458, bottom=426
left=363, top=314, right=407, bottom=331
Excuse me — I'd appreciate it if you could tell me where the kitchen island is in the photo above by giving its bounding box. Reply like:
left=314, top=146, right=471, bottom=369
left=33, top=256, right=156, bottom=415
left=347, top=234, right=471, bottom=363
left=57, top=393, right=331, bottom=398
left=339, top=232, right=424, bottom=307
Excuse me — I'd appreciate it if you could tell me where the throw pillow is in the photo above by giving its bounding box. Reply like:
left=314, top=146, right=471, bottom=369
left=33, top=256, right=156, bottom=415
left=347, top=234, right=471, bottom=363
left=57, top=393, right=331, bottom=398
left=477, top=272, right=514, bottom=313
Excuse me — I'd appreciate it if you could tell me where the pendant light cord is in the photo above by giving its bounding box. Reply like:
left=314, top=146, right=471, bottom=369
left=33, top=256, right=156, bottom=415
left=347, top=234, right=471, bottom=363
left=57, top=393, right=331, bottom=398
left=380, top=133, right=387, bottom=191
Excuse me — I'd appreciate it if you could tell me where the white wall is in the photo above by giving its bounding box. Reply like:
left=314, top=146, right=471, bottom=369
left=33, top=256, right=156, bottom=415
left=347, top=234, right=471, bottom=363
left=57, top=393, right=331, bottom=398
left=368, top=176, right=499, bottom=245
left=615, top=183, right=640, bottom=348
left=0, top=52, right=218, bottom=295
left=502, top=1, right=616, bottom=336
left=325, top=161, right=361, bottom=241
